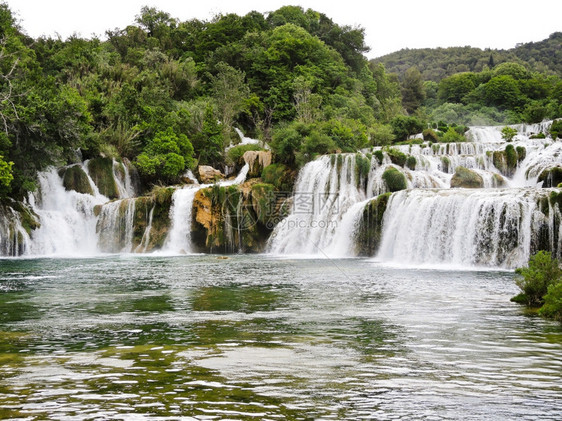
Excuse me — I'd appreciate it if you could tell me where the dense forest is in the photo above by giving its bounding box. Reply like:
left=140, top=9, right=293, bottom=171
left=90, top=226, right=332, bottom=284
left=373, top=32, right=562, bottom=81
left=0, top=3, right=561, bottom=201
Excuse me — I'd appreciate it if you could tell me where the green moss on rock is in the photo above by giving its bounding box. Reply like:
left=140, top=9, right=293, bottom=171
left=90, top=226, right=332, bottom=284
left=382, top=167, right=407, bottom=192
left=261, top=163, right=295, bottom=192
left=87, top=157, right=119, bottom=199
left=538, top=167, right=562, bottom=188
left=386, top=148, right=407, bottom=167
left=355, top=193, right=391, bottom=256
left=62, top=165, right=94, bottom=195
left=450, top=166, right=484, bottom=188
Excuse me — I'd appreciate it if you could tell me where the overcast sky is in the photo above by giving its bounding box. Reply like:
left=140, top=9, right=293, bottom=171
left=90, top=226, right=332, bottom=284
left=7, top=0, right=561, bottom=58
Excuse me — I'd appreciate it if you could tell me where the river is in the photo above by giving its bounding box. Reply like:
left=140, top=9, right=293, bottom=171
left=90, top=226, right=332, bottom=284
left=1, top=255, right=561, bottom=419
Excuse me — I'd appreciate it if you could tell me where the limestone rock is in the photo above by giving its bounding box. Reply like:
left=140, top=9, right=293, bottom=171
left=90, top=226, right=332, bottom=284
left=198, top=165, right=224, bottom=184
left=243, top=150, right=272, bottom=177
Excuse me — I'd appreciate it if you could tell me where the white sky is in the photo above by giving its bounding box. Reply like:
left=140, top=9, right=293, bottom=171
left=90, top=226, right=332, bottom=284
left=6, top=0, right=562, bottom=58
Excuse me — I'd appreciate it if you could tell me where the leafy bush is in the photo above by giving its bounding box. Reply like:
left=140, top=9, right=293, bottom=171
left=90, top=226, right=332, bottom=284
left=423, top=129, right=439, bottom=142
left=539, top=281, right=562, bottom=321
left=512, top=251, right=562, bottom=307
left=385, top=147, right=407, bottom=167
left=550, top=120, right=562, bottom=139
left=390, top=115, right=424, bottom=141
left=135, top=128, right=196, bottom=184
left=441, top=127, right=466, bottom=143
left=382, top=167, right=407, bottom=192
left=374, top=150, right=384, bottom=165
left=501, top=126, right=518, bottom=142
left=406, top=156, right=416, bottom=170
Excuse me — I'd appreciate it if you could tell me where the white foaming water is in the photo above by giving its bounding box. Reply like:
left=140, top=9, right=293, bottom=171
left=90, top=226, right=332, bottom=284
left=376, top=188, right=559, bottom=268
left=164, top=187, right=200, bottom=254
left=97, top=198, right=136, bottom=253
left=268, top=155, right=368, bottom=255
left=27, top=168, right=107, bottom=256
left=270, top=120, right=561, bottom=266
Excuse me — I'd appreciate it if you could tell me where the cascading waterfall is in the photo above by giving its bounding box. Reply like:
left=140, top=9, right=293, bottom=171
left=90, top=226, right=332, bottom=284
left=269, top=120, right=562, bottom=267
left=164, top=187, right=200, bottom=253
left=268, top=155, right=369, bottom=255
left=0, top=205, right=31, bottom=256
left=163, top=164, right=251, bottom=254
left=97, top=198, right=136, bottom=253
left=27, top=168, right=107, bottom=256
left=376, top=188, right=555, bottom=268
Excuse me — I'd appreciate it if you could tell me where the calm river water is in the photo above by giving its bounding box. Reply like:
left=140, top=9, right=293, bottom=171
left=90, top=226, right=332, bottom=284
left=0, top=255, right=561, bottom=420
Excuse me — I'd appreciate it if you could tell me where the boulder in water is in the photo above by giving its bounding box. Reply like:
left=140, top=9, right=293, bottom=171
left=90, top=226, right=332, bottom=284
left=451, top=166, right=484, bottom=188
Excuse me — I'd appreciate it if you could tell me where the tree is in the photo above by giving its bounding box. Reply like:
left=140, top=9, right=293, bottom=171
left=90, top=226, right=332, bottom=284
left=512, top=251, right=562, bottom=307
left=135, top=127, right=195, bottom=183
left=210, top=62, right=250, bottom=142
left=501, top=126, right=518, bottom=142
left=438, top=73, right=477, bottom=103
left=401, top=67, right=425, bottom=113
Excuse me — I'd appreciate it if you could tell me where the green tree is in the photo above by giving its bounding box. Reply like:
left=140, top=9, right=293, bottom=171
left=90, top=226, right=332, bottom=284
left=501, top=126, right=518, bottom=142
left=135, top=127, right=195, bottom=183
left=210, top=62, right=250, bottom=141
left=401, top=67, right=425, bottom=113
left=512, top=251, right=562, bottom=307
left=438, top=72, right=477, bottom=103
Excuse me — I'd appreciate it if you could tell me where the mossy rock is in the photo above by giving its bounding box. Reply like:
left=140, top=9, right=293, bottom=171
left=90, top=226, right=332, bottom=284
left=538, top=167, right=562, bottom=188
left=373, top=150, right=384, bottom=165
left=516, top=146, right=526, bottom=162
left=492, top=173, right=507, bottom=188
left=251, top=183, right=277, bottom=226
left=355, top=193, right=391, bottom=256
left=192, top=185, right=268, bottom=253
left=441, top=156, right=451, bottom=173
left=9, top=201, right=40, bottom=235
left=505, top=144, right=518, bottom=170
left=261, top=163, right=296, bottom=192
left=61, top=165, right=94, bottom=195
left=386, top=148, right=407, bottom=167
left=87, top=157, right=119, bottom=199
left=406, top=156, right=417, bottom=171
left=243, top=150, right=272, bottom=178
left=450, top=166, right=483, bottom=188
left=131, top=190, right=174, bottom=252
left=382, top=167, right=407, bottom=192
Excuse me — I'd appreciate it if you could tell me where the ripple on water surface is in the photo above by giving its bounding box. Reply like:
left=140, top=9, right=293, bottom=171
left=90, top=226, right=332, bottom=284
left=0, top=255, right=561, bottom=419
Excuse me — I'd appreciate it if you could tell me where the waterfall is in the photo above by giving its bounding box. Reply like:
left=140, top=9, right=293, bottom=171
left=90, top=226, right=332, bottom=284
left=97, top=198, right=136, bottom=253
left=376, top=188, right=557, bottom=268
left=27, top=168, right=107, bottom=256
left=0, top=205, right=31, bottom=256
left=269, top=120, right=561, bottom=264
left=164, top=186, right=200, bottom=254
left=268, top=155, right=368, bottom=255
left=163, top=164, right=251, bottom=254
left=135, top=205, right=155, bottom=253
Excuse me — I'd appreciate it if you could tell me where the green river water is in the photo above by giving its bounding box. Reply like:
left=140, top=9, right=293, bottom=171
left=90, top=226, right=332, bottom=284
left=0, top=255, right=561, bottom=420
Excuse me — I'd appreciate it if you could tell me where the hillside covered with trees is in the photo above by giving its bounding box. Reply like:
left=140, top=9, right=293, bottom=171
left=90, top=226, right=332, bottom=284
left=0, top=3, right=561, bottom=202
left=372, top=32, right=562, bottom=81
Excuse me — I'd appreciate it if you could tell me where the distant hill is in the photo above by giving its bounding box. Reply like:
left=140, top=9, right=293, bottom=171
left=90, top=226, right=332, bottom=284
left=371, top=32, right=562, bottom=81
